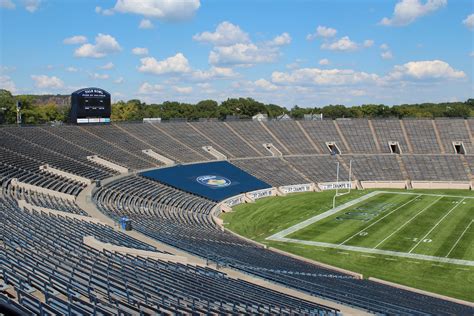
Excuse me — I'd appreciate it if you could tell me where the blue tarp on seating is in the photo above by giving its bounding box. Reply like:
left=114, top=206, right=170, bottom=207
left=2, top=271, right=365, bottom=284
left=140, top=161, right=271, bottom=202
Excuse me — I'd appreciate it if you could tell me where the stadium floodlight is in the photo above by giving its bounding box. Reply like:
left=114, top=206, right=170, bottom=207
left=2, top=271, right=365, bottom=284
left=332, top=160, right=353, bottom=209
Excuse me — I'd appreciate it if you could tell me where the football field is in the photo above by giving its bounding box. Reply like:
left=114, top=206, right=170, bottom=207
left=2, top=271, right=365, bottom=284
left=267, top=191, right=474, bottom=264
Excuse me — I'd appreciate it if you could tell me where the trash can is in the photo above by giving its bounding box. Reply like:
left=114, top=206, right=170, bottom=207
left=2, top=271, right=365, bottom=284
left=124, top=219, right=132, bottom=231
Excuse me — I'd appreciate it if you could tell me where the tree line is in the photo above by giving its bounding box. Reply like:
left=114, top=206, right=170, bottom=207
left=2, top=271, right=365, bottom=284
left=0, top=89, right=473, bottom=125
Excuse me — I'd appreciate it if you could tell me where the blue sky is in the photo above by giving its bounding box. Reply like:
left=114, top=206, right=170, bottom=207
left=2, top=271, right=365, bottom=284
left=0, top=0, right=473, bottom=107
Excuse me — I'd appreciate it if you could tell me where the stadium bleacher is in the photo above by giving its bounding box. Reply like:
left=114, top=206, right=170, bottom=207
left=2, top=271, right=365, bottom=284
left=1, top=118, right=473, bottom=315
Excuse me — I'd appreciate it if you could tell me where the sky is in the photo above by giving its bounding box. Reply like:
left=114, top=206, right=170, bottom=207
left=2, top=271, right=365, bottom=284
left=0, top=0, right=473, bottom=107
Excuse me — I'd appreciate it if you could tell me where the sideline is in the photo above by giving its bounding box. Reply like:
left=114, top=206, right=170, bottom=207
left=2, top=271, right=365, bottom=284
left=266, top=191, right=474, bottom=267
left=273, top=237, right=474, bottom=267
left=267, top=191, right=382, bottom=240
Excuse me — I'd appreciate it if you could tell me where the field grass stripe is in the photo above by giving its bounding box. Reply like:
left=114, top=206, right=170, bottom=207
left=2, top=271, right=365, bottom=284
left=373, top=196, right=443, bottom=249
left=445, top=219, right=473, bottom=258
left=339, top=194, right=421, bottom=246
left=408, top=198, right=465, bottom=254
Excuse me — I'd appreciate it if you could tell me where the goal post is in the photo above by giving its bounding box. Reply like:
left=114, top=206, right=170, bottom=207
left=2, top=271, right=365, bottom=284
left=332, top=160, right=353, bottom=209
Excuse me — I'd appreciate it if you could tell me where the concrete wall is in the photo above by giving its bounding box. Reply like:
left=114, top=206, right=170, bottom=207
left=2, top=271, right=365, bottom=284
left=361, top=181, right=408, bottom=189
left=411, top=181, right=471, bottom=190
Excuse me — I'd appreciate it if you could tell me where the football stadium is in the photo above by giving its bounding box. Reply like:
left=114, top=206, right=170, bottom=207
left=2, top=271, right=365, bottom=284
left=0, top=115, right=473, bottom=315
left=1, top=0, right=474, bottom=315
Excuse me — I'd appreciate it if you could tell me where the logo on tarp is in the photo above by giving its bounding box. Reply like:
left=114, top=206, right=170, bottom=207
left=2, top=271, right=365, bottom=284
left=196, top=175, right=231, bottom=188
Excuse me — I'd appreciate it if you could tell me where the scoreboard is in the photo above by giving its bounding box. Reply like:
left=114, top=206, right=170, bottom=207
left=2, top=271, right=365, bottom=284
left=70, top=87, right=111, bottom=124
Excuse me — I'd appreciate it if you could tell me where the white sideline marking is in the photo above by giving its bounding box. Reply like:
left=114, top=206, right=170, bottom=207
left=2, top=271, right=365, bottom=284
left=409, top=198, right=465, bottom=253
left=275, top=237, right=474, bottom=267
left=378, top=191, right=474, bottom=199
left=340, top=194, right=421, bottom=246
left=373, top=196, right=442, bottom=249
left=267, top=191, right=382, bottom=240
left=267, top=191, right=474, bottom=266
left=445, top=220, right=473, bottom=258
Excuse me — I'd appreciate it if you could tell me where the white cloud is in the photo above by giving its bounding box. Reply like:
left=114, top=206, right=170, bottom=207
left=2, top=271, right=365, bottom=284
left=99, top=62, right=114, bottom=70
left=388, top=60, right=466, bottom=80
left=138, top=53, right=191, bottom=75
left=307, top=25, right=337, bottom=40
left=321, top=36, right=358, bottom=51
left=31, top=75, right=64, bottom=88
left=193, top=21, right=249, bottom=46
left=91, top=73, right=109, bottom=80
left=0, top=0, right=15, bottom=9
left=114, top=77, right=124, bottom=84
left=363, top=39, right=374, bottom=48
left=463, top=14, right=474, bottom=30
left=267, top=32, right=291, bottom=46
left=271, top=68, right=380, bottom=86
left=138, top=82, right=163, bottom=94
left=319, top=58, right=330, bottom=65
left=113, top=0, right=200, bottom=21
left=132, top=47, right=149, bottom=55
left=381, top=50, right=393, bottom=59
left=470, top=52, right=474, bottom=57
left=74, top=33, right=121, bottom=58
left=209, top=43, right=278, bottom=66
left=95, top=6, right=114, bottom=15
left=254, top=78, right=278, bottom=91
left=380, top=43, right=390, bottom=50
left=63, top=35, right=88, bottom=45
left=380, top=0, right=447, bottom=26
left=24, top=0, right=40, bottom=12
left=0, top=75, right=17, bottom=92
left=191, top=66, right=237, bottom=81
left=173, top=86, right=193, bottom=94
left=139, top=18, right=154, bottom=29
left=65, top=67, right=78, bottom=72
left=349, top=89, right=367, bottom=96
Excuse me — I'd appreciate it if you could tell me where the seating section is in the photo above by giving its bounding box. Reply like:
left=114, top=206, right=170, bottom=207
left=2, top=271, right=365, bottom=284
left=231, top=158, right=309, bottom=186
left=285, top=155, right=348, bottom=183
left=371, top=119, right=410, bottom=153
left=345, top=155, right=404, bottom=181
left=189, top=122, right=257, bottom=158
left=80, top=124, right=159, bottom=169
left=336, top=119, right=379, bottom=153
left=156, top=122, right=219, bottom=160
left=0, top=196, right=333, bottom=315
left=402, top=155, right=469, bottom=181
left=119, top=123, right=211, bottom=163
left=228, top=121, right=285, bottom=156
left=46, top=125, right=148, bottom=170
left=0, top=129, right=114, bottom=181
left=265, top=121, right=319, bottom=155
left=299, top=120, right=348, bottom=154
left=403, top=119, right=442, bottom=153
left=0, top=119, right=473, bottom=315
left=435, top=119, right=473, bottom=154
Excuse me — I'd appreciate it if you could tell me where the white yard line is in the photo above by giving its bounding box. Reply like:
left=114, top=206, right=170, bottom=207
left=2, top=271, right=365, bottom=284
left=409, top=198, right=465, bottom=253
left=339, top=194, right=421, bottom=246
left=266, top=190, right=382, bottom=240
left=374, top=196, right=443, bottom=249
left=276, top=237, right=474, bottom=267
left=267, top=191, right=474, bottom=266
left=379, top=191, right=474, bottom=199
left=445, top=220, right=473, bottom=258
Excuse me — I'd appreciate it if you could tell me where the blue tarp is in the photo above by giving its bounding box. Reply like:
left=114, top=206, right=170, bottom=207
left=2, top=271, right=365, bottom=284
left=140, top=161, right=271, bottom=202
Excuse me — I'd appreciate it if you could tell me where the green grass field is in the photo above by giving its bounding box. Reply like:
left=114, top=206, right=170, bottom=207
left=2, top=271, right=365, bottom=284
left=221, top=189, right=474, bottom=301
